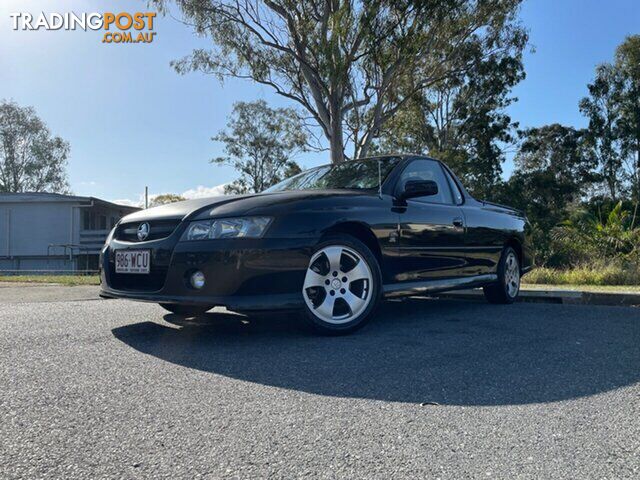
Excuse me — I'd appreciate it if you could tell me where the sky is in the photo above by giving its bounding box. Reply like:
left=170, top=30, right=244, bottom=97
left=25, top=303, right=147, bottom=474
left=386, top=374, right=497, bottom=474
left=1, top=0, right=639, bottom=205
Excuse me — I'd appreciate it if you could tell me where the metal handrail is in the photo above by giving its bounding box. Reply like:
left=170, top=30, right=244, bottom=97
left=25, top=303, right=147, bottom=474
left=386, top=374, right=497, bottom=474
left=47, top=244, right=96, bottom=270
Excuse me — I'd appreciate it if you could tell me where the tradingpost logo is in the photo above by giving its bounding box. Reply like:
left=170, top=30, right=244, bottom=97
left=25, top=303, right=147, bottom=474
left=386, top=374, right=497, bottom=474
left=9, top=11, right=157, bottom=44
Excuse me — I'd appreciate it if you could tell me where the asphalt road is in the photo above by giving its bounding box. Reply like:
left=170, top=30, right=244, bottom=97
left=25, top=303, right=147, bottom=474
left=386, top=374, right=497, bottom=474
left=1, top=288, right=639, bottom=479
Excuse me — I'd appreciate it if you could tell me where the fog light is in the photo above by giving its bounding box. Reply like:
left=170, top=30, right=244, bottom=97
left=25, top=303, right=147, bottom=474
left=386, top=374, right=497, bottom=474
left=190, top=271, right=206, bottom=289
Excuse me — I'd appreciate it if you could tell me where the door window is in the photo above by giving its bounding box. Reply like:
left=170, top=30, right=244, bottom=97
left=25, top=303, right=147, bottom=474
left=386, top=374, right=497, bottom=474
left=399, top=160, right=454, bottom=204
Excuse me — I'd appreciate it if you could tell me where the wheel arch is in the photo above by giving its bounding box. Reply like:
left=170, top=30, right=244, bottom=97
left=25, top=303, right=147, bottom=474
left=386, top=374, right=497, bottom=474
left=504, top=237, right=523, bottom=270
left=321, top=222, right=383, bottom=265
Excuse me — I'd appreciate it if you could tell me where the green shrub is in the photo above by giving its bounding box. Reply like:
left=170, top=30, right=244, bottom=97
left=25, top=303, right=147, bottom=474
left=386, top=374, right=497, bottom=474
left=524, top=200, right=640, bottom=268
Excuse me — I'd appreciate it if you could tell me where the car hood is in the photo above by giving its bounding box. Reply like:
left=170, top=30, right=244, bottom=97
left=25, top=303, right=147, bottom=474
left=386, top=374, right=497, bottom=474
left=121, top=195, right=247, bottom=222
left=119, top=190, right=373, bottom=223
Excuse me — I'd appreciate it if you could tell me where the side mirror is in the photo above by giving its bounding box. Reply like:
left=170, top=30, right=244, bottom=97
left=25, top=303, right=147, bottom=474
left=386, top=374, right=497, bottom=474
left=400, top=180, right=439, bottom=200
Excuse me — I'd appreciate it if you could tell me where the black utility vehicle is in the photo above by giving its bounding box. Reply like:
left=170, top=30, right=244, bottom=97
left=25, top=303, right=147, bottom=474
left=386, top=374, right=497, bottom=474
left=101, top=156, right=532, bottom=333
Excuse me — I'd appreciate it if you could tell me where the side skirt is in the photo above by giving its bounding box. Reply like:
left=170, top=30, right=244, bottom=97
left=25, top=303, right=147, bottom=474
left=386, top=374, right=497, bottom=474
left=383, top=274, right=498, bottom=299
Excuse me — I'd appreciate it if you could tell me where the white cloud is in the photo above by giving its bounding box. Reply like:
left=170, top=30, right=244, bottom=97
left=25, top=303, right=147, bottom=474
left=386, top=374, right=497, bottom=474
left=110, top=197, right=143, bottom=207
left=110, top=183, right=228, bottom=207
left=181, top=184, right=227, bottom=199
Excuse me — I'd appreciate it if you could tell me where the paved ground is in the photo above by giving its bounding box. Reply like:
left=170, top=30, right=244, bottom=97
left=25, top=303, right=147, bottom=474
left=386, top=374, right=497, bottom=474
left=0, top=282, right=100, bottom=303
left=1, top=288, right=639, bottom=479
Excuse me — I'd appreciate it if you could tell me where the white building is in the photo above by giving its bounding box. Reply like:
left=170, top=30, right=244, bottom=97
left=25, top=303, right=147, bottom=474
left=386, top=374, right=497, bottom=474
left=0, top=193, right=139, bottom=272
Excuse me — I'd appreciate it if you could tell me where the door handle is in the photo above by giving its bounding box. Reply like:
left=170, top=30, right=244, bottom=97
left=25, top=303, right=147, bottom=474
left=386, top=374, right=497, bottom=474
left=452, top=217, right=464, bottom=228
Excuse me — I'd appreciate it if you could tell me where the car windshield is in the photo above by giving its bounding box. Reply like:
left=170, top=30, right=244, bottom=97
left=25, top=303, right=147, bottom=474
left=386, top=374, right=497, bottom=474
left=264, top=157, right=401, bottom=192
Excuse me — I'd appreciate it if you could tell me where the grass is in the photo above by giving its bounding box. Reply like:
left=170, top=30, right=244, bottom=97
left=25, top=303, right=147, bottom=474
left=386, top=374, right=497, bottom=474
left=525, top=263, right=640, bottom=286
left=0, top=275, right=100, bottom=286
left=522, top=283, right=640, bottom=293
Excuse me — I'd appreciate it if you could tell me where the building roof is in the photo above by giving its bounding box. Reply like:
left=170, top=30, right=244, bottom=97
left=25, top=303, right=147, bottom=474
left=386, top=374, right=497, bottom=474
left=0, top=192, right=140, bottom=211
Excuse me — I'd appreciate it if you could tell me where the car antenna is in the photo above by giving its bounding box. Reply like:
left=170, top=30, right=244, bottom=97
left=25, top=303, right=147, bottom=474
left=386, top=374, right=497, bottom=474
left=377, top=159, right=382, bottom=199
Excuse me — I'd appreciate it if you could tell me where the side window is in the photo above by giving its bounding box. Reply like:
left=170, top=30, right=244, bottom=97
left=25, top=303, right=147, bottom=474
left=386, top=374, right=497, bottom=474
left=398, top=160, right=454, bottom=204
left=443, top=167, right=464, bottom=205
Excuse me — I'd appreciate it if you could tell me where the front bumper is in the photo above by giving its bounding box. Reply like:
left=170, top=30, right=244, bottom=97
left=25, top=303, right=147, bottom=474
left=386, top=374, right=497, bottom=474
left=100, top=236, right=317, bottom=311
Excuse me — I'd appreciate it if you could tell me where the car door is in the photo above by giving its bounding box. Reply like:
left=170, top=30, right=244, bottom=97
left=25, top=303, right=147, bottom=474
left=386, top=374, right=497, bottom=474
left=441, top=165, right=512, bottom=276
left=394, top=159, right=467, bottom=282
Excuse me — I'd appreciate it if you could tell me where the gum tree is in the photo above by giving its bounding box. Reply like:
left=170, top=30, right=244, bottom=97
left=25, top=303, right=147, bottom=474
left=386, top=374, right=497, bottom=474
left=0, top=100, right=69, bottom=193
left=213, top=100, right=305, bottom=193
left=580, top=35, right=640, bottom=203
left=615, top=35, right=640, bottom=205
left=157, top=0, right=527, bottom=163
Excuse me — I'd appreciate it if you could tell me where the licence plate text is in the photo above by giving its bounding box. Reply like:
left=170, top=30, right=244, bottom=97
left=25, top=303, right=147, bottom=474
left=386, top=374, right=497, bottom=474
left=115, top=250, right=150, bottom=274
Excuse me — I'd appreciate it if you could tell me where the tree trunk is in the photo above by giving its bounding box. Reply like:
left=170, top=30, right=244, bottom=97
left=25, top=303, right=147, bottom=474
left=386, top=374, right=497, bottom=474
left=636, top=133, right=640, bottom=204
left=357, top=133, right=374, bottom=159
left=608, top=174, right=617, bottom=202
left=329, top=110, right=345, bottom=163
left=330, top=140, right=345, bottom=163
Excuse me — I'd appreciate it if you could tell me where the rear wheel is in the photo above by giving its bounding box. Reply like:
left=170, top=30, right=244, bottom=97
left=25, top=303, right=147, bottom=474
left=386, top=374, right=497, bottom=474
left=301, top=234, right=381, bottom=334
left=159, top=304, right=213, bottom=316
left=483, top=247, right=520, bottom=304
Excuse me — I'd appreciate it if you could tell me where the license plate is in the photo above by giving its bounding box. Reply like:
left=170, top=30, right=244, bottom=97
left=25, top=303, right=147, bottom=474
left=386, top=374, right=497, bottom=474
left=115, top=250, right=150, bottom=274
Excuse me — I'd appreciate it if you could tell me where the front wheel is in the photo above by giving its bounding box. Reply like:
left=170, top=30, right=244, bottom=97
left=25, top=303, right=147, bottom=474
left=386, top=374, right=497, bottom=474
left=301, top=234, right=381, bottom=335
left=159, top=303, right=213, bottom=316
left=483, top=247, right=520, bottom=304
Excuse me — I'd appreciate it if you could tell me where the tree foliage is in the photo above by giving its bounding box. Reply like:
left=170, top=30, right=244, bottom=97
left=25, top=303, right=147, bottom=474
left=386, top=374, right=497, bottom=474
left=375, top=30, right=526, bottom=198
left=579, top=35, right=640, bottom=201
left=514, top=124, right=595, bottom=189
left=213, top=100, right=306, bottom=193
left=579, top=63, right=626, bottom=200
left=497, top=124, right=596, bottom=264
left=150, top=193, right=186, bottom=207
left=157, top=0, right=527, bottom=163
left=508, top=35, right=640, bottom=267
left=615, top=35, right=640, bottom=201
left=0, top=100, right=70, bottom=193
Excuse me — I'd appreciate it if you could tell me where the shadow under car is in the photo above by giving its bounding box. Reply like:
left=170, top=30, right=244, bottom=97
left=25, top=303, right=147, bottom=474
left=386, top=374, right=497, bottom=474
left=111, top=297, right=640, bottom=406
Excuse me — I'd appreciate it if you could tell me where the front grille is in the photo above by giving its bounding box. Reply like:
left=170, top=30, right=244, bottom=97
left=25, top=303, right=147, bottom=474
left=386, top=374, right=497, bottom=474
left=106, top=245, right=174, bottom=292
left=115, top=220, right=181, bottom=242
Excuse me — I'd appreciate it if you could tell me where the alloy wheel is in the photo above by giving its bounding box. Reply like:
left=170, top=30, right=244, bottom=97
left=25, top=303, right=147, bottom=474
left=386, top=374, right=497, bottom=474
left=504, top=252, right=520, bottom=298
left=303, top=245, right=373, bottom=324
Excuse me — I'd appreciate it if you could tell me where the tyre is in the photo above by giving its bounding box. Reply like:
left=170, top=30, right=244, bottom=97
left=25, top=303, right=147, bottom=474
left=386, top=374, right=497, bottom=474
left=159, top=303, right=213, bottom=316
left=483, top=246, right=520, bottom=304
left=301, top=234, right=382, bottom=334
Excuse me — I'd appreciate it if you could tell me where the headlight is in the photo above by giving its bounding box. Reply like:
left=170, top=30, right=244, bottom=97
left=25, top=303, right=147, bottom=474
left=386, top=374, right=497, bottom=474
left=181, top=217, right=272, bottom=241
